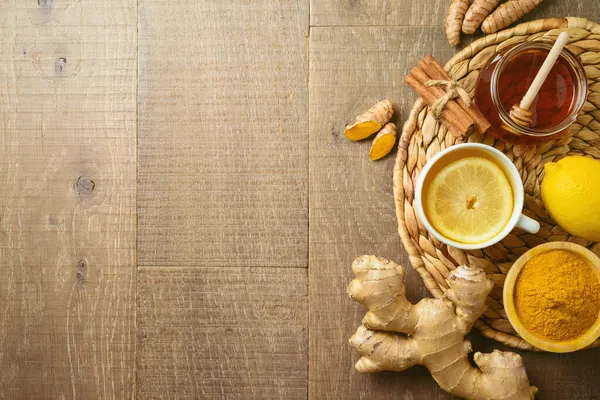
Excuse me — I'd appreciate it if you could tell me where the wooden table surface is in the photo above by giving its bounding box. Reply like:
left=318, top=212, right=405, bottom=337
left=1, top=1, right=599, bottom=399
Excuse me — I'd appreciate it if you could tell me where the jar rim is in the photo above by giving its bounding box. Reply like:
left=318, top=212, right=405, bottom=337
left=490, top=39, right=588, bottom=138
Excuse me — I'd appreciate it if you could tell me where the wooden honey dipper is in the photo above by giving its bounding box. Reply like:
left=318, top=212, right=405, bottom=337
left=509, top=32, right=571, bottom=127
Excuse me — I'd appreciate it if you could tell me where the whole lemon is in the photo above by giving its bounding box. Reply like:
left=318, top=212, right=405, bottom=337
left=541, top=156, right=600, bottom=242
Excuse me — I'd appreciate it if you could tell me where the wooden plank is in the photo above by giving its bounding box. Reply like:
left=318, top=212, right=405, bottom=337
left=137, top=267, right=308, bottom=399
left=310, top=0, right=600, bottom=28
left=0, top=1, right=136, bottom=399
left=138, top=1, right=310, bottom=269
left=309, top=0, right=445, bottom=27
left=308, top=26, right=456, bottom=400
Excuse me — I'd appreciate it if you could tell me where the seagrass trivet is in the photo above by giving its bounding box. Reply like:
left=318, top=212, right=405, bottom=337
left=393, top=17, right=600, bottom=351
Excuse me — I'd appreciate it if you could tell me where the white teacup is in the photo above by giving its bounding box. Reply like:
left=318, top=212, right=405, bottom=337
left=414, top=143, right=540, bottom=250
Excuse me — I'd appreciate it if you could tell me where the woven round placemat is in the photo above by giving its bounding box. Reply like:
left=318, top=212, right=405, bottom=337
left=393, top=17, right=600, bottom=351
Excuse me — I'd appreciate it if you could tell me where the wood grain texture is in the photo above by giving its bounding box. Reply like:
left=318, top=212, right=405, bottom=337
left=308, top=26, right=456, bottom=400
left=137, top=267, right=308, bottom=399
left=138, top=1, right=309, bottom=268
left=310, top=0, right=600, bottom=29
left=0, top=1, right=136, bottom=398
left=1, top=1, right=599, bottom=399
left=309, top=0, right=446, bottom=27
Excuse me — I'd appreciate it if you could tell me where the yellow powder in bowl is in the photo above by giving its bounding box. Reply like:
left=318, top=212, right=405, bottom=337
left=514, top=250, right=600, bottom=341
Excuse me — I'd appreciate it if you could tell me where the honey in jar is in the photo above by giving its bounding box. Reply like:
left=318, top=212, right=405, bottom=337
left=474, top=40, right=588, bottom=145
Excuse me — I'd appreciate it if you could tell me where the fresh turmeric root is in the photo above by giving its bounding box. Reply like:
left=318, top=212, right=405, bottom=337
left=345, top=100, right=393, bottom=141
left=446, top=0, right=469, bottom=46
left=348, top=255, right=537, bottom=400
left=369, top=123, right=396, bottom=160
left=462, top=0, right=501, bottom=34
left=482, top=0, right=544, bottom=34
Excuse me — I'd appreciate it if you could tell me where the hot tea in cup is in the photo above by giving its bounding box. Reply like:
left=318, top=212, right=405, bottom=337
left=415, top=143, right=540, bottom=250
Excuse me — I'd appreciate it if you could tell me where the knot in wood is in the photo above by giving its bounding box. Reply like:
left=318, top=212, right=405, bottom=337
left=55, top=58, right=67, bottom=74
left=76, top=259, right=87, bottom=283
left=76, top=176, right=95, bottom=193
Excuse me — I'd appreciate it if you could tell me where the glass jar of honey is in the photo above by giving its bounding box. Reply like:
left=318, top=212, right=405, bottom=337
left=474, top=40, right=588, bottom=145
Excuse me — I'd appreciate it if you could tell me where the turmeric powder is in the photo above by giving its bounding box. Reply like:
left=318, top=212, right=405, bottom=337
left=514, top=250, right=600, bottom=341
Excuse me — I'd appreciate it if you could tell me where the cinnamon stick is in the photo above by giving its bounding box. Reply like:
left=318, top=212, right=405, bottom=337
left=420, top=56, right=491, bottom=134
left=405, top=55, right=491, bottom=138
left=406, top=67, right=474, bottom=137
left=408, top=67, right=474, bottom=137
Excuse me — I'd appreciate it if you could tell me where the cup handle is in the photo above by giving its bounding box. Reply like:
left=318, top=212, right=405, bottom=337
left=516, top=214, right=540, bottom=234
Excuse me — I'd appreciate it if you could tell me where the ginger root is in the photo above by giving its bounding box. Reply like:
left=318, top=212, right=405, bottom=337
left=369, top=122, right=397, bottom=160
left=462, top=0, right=501, bottom=34
left=348, top=255, right=537, bottom=400
left=446, top=0, right=469, bottom=46
left=482, top=0, right=544, bottom=34
left=345, top=100, right=393, bottom=141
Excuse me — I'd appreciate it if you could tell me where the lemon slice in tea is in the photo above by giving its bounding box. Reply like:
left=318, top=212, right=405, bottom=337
left=425, top=157, right=513, bottom=244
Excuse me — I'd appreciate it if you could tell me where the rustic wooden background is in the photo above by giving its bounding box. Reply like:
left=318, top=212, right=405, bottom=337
left=1, top=1, right=599, bottom=399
